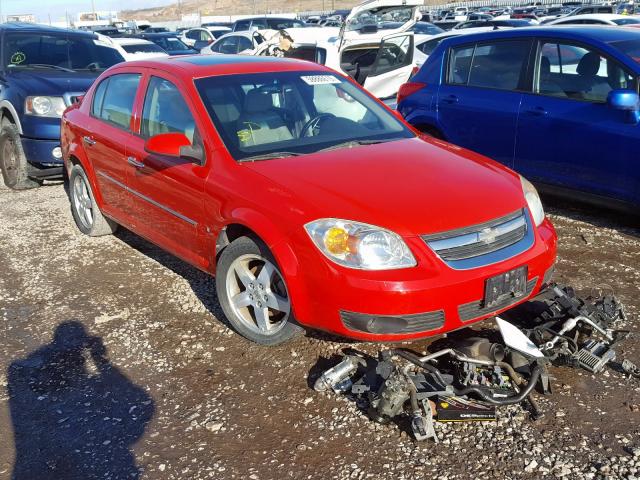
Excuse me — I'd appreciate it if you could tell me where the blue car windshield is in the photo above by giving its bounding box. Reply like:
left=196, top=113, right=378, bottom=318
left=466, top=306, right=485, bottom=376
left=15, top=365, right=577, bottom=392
left=195, top=71, right=413, bottom=161
left=4, top=33, right=123, bottom=71
left=609, top=39, right=640, bottom=64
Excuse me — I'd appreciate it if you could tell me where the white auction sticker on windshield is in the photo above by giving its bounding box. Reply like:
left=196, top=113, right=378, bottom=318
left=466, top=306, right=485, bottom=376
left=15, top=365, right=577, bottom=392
left=301, top=75, right=341, bottom=85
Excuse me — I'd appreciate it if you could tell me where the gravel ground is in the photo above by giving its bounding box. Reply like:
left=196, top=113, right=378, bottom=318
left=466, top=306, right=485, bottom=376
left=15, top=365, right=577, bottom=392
left=0, top=180, right=639, bottom=480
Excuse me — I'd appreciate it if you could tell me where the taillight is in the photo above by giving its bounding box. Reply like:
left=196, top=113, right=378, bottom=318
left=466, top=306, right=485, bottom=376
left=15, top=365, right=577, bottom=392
left=396, top=81, right=426, bottom=105
left=409, top=66, right=420, bottom=79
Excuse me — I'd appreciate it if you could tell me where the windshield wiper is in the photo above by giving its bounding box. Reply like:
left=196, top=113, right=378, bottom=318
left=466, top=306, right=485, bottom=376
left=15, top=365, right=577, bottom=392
left=316, top=139, right=390, bottom=153
left=9, top=63, right=76, bottom=73
left=238, top=151, right=303, bottom=162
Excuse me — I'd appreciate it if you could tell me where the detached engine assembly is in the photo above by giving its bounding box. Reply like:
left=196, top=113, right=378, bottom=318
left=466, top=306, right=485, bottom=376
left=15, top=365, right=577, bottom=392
left=312, top=284, right=632, bottom=441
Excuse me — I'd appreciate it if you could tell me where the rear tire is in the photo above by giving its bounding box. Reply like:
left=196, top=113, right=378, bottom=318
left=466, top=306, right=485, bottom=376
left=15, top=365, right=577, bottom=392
left=68, top=164, right=117, bottom=236
left=0, top=125, right=41, bottom=190
left=216, top=236, right=303, bottom=345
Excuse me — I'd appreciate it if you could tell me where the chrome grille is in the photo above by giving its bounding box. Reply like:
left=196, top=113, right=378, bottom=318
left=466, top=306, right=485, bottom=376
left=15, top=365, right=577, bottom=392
left=422, top=209, right=529, bottom=267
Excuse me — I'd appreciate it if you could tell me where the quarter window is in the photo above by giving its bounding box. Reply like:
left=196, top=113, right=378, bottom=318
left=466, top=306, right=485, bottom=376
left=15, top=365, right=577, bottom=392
left=449, top=40, right=531, bottom=91
left=536, top=41, right=635, bottom=102
left=141, top=76, right=199, bottom=145
left=93, top=73, right=141, bottom=129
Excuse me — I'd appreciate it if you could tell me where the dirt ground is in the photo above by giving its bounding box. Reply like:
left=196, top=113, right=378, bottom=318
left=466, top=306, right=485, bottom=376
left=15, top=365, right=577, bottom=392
left=0, top=180, right=638, bottom=480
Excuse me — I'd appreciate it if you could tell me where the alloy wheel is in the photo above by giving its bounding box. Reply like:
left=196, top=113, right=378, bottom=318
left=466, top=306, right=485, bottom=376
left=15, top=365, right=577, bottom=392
left=72, top=174, right=94, bottom=230
left=225, top=254, right=291, bottom=336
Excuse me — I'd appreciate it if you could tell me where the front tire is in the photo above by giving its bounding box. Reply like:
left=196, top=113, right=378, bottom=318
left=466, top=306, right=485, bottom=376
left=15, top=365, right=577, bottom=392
left=68, top=164, right=117, bottom=236
left=0, top=125, right=41, bottom=190
left=216, top=236, right=302, bottom=345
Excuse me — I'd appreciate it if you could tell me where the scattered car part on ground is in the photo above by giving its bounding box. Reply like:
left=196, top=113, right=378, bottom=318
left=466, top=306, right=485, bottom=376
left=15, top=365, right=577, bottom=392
left=61, top=54, right=557, bottom=345
left=313, top=283, right=634, bottom=441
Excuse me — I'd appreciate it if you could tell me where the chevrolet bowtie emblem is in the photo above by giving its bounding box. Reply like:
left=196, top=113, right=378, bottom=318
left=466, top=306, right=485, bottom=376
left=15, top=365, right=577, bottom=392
left=478, top=227, right=497, bottom=244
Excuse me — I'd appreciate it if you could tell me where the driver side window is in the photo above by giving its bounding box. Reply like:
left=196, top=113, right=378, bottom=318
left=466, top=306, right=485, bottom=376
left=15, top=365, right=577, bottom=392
left=536, top=41, right=636, bottom=102
left=141, top=76, right=199, bottom=147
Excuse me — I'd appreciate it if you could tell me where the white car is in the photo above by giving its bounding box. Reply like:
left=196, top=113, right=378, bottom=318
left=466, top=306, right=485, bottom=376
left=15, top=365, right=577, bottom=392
left=253, top=0, right=424, bottom=100
left=103, top=38, right=169, bottom=61
left=413, top=26, right=513, bottom=68
left=181, top=27, right=232, bottom=50
left=201, top=31, right=265, bottom=55
left=546, top=13, right=640, bottom=26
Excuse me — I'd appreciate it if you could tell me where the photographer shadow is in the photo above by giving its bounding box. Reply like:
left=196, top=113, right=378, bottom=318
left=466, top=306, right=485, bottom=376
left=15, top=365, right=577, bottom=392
left=7, top=321, right=154, bottom=480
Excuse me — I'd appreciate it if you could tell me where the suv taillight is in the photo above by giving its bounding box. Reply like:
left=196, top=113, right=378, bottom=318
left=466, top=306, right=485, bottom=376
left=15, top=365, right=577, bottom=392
left=396, top=81, right=426, bottom=105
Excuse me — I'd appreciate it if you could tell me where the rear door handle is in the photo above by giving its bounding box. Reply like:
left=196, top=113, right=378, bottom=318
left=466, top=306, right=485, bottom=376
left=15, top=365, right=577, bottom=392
left=525, top=107, right=548, bottom=117
left=83, top=136, right=96, bottom=146
left=127, top=156, right=145, bottom=169
left=440, top=95, right=459, bottom=105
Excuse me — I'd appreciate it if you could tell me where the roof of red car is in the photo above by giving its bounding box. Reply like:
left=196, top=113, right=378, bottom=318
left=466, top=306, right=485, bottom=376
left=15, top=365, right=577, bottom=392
left=122, top=54, right=329, bottom=78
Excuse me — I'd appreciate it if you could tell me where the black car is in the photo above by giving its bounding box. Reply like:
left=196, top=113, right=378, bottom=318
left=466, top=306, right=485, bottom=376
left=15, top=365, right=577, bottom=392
left=136, top=33, right=198, bottom=56
left=232, top=16, right=306, bottom=31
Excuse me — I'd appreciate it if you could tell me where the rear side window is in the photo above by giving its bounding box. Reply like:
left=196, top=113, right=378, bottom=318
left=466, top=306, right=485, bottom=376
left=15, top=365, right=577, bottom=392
left=93, top=73, right=141, bottom=129
left=448, top=40, right=531, bottom=91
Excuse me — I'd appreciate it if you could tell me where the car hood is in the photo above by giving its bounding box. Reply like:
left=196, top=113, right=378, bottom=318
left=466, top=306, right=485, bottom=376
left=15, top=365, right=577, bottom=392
left=245, top=137, right=527, bottom=236
left=7, top=70, right=100, bottom=96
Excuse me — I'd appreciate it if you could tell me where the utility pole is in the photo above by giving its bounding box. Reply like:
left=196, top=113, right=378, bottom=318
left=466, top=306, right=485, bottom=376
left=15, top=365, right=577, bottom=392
left=91, top=0, right=96, bottom=18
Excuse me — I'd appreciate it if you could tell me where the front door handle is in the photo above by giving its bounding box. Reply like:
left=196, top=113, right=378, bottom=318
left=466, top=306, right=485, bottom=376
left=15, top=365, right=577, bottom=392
left=83, top=136, right=96, bottom=146
left=525, top=107, right=548, bottom=117
left=440, top=95, right=459, bottom=105
left=127, top=156, right=145, bottom=169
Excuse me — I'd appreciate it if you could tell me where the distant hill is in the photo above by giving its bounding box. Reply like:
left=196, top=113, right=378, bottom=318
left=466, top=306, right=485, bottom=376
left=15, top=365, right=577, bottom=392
left=121, top=1, right=365, bottom=21
left=120, top=0, right=436, bottom=21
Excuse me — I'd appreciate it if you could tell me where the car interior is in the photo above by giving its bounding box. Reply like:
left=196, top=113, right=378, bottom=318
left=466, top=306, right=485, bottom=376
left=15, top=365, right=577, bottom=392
left=196, top=73, right=404, bottom=158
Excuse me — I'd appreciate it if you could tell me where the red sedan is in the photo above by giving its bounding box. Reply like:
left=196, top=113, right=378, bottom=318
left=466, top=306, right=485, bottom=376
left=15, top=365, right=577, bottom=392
left=61, top=55, right=557, bottom=345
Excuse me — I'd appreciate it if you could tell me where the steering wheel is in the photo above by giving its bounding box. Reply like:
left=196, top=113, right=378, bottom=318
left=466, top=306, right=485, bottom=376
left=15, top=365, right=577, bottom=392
left=84, top=62, right=101, bottom=71
left=300, top=113, right=335, bottom=138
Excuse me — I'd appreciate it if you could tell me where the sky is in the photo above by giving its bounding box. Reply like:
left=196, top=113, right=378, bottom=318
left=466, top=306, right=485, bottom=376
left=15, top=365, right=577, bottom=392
left=0, top=0, right=174, bottom=22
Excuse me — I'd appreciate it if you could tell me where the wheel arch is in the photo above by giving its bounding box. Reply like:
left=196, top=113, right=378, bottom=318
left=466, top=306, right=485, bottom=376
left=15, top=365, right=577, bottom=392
left=0, top=101, right=23, bottom=134
left=215, top=209, right=310, bottom=324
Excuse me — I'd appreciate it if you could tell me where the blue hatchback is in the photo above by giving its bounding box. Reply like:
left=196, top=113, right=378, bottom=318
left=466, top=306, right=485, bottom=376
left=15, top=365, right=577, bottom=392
left=398, top=27, right=640, bottom=210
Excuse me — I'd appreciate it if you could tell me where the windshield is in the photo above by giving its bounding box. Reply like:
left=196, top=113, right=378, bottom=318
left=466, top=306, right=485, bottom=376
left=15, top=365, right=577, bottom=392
left=347, top=7, right=415, bottom=32
left=613, top=18, right=640, bottom=25
left=154, top=37, right=190, bottom=51
left=413, top=22, right=444, bottom=34
left=610, top=39, right=640, bottom=63
left=122, top=43, right=166, bottom=54
left=195, top=71, right=412, bottom=161
left=5, top=33, right=123, bottom=71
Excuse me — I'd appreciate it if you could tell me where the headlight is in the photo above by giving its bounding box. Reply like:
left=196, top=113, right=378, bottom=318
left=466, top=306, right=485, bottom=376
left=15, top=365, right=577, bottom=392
left=305, top=219, right=416, bottom=270
left=520, top=176, right=545, bottom=226
left=25, top=96, right=66, bottom=118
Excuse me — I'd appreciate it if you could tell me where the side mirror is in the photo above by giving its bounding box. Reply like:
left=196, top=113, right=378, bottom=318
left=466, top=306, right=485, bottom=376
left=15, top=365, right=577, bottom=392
left=607, top=89, right=640, bottom=124
left=144, top=132, right=205, bottom=165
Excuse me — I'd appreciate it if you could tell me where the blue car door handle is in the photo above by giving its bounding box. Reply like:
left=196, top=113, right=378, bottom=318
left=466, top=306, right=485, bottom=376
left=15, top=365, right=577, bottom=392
left=525, top=107, right=548, bottom=117
left=440, top=95, right=459, bottom=105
